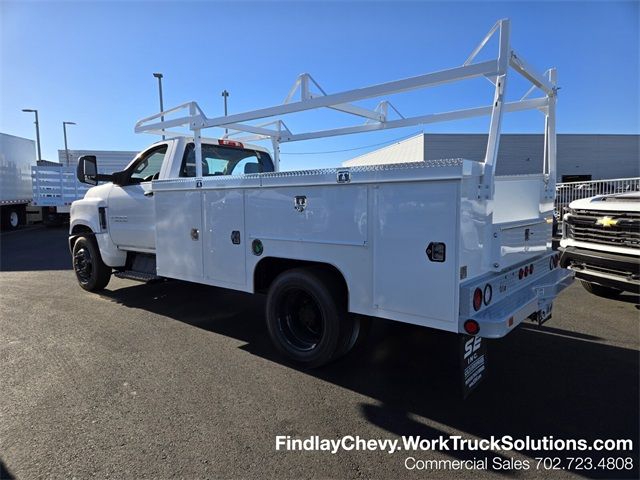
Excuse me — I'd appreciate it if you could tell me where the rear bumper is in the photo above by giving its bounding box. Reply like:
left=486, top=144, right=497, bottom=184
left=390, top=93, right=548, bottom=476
left=462, top=263, right=574, bottom=339
left=559, top=246, right=640, bottom=292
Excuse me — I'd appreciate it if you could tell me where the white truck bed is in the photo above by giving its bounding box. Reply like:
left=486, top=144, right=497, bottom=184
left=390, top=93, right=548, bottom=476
left=152, top=159, right=563, bottom=336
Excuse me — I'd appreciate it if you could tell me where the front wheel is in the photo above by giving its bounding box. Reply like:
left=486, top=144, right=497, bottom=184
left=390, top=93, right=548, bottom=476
left=266, top=268, right=356, bottom=368
left=580, top=280, right=622, bottom=299
left=72, top=236, right=111, bottom=291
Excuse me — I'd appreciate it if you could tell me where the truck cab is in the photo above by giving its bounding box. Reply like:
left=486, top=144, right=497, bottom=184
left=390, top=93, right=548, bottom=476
left=70, top=137, right=274, bottom=261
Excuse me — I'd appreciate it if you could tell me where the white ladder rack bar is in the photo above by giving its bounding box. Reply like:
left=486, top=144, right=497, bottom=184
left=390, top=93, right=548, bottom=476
left=134, top=18, right=557, bottom=185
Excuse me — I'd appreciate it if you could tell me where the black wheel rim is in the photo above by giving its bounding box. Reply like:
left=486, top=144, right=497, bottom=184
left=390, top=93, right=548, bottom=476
left=74, top=247, right=93, bottom=283
left=277, top=288, right=324, bottom=352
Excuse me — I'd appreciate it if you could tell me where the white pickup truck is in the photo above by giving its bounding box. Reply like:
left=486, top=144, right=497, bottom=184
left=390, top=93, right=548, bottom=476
left=69, top=19, right=573, bottom=370
left=560, top=193, right=640, bottom=296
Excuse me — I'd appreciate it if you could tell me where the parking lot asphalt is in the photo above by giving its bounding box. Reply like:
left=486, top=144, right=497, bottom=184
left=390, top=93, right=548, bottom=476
left=1, top=226, right=638, bottom=479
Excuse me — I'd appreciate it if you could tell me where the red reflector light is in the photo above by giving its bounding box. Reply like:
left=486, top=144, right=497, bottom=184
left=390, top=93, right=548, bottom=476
left=508, top=316, right=514, bottom=327
left=218, top=139, right=244, bottom=148
left=473, top=288, right=483, bottom=311
left=464, top=319, right=480, bottom=335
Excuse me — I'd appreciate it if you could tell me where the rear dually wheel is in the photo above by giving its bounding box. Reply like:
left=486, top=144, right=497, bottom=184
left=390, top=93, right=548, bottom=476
left=265, top=267, right=359, bottom=368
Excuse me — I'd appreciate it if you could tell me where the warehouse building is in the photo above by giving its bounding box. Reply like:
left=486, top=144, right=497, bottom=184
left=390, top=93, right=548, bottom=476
left=56, top=149, right=137, bottom=172
left=344, top=134, right=639, bottom=182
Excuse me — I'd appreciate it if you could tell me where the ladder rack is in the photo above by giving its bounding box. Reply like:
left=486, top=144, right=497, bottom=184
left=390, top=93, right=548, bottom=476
left=134, top=18, right=557, bottom=195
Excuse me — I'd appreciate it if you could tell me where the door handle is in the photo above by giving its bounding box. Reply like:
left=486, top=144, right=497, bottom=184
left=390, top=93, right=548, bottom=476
left=144, top=191, right=154, bottom=197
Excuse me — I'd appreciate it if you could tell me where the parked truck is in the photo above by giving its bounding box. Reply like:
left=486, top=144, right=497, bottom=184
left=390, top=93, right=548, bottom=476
left=0, top=133, right=36, bottom=230
left=560, top=193, right=640, bottom=296
left=69, top=20, right=572, bottom=378
left=32, top=150, right=136, bottom=225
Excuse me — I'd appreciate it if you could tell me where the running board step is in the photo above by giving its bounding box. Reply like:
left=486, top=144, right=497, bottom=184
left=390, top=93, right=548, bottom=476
left=114, top=270, right=162, bottom=283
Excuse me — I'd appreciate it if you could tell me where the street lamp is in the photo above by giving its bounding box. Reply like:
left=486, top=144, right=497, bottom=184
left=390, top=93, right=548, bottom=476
left=63, top=121, right=76, bottom=167
left=21, top=109, right=42, bottom=161
left=221, top=90, right=229, bottom=135
left=153, top=72, right=165, bottom=140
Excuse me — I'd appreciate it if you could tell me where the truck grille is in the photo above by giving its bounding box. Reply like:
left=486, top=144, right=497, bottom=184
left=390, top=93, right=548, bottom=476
left=566, top=210, right=640, bottom=249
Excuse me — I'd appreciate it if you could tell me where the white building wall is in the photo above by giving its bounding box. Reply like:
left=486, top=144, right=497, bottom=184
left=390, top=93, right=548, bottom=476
left=57, top=149, right=138, bottom=174
left=343, top=134, right=639, bottom=181
left=343, top=134, right=425, bottom=167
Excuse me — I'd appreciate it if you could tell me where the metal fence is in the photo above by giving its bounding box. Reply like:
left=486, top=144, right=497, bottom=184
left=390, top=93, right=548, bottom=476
left=555, top=177, right=640, bottom=217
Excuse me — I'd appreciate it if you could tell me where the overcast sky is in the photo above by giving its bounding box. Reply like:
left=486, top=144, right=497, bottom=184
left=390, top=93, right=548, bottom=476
left=1, top=1, right=638, bottom=169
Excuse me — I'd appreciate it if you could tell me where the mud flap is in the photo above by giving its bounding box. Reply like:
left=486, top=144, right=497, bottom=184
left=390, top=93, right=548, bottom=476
left=461, top=334, right=488, bottom=398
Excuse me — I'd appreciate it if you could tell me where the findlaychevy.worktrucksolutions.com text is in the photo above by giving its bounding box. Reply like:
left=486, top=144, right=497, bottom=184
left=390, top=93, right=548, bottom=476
left=275, top=435, right=633, bottom=455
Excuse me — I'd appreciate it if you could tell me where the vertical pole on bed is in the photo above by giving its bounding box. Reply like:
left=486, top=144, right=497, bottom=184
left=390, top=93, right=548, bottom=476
left=191, top=102, right=203, bottom=179
left=482, top=18, right=510, bottom=199
left=271, top=137, right=280, bottom=172
left=547, top=68, right=557, bottom=191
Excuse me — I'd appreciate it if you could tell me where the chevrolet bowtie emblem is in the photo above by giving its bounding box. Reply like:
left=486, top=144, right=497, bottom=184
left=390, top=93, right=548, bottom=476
left=596, top=216, right=618, bottom=227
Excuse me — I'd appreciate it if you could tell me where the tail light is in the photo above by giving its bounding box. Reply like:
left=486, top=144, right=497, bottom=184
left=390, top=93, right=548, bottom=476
left=473, top=288, right=483, bottom=311
left=529, top=264, right=534, bottom=275
left=519, top=268, right=524, bottom=279
left=464, top=319, right=480, bottom=335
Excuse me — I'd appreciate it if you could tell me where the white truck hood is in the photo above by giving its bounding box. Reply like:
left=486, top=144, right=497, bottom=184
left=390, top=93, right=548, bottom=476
left=569, top=192, right=640, bottom=213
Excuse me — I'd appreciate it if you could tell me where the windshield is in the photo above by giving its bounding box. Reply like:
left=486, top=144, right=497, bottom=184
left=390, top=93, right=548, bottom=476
left=180, top=143, right=274, bottom=177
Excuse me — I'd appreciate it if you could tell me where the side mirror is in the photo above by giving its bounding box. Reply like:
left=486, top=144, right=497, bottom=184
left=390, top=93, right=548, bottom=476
left=77, top=155, right=98, bottom=185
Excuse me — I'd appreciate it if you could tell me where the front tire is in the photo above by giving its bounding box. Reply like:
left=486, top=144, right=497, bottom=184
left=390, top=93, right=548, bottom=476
left=266, top=268, right=355, bottom=368
left=72, top=236, right=111, bottom=291
left=580, top=280, right=622, bottom=298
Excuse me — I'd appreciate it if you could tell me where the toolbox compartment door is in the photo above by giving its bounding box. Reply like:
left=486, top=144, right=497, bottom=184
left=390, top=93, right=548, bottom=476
left=155, top=189, right=204, bottom=281
left=373, top=180, right=459, bottom=326
left=203, top=189, right=247, bottom=287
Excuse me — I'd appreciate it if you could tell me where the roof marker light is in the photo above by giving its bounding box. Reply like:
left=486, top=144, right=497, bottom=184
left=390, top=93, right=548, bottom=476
left=219, top=139, right=244, bottom=148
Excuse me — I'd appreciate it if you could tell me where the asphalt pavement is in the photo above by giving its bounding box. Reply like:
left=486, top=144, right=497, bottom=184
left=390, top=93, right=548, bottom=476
left=1, top=226, right=638, bottom=479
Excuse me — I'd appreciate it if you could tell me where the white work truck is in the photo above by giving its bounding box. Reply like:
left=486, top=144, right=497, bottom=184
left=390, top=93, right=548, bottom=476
left=560, top=193, right=640, bottom=296
left=69, top=19, right=572, bottom=373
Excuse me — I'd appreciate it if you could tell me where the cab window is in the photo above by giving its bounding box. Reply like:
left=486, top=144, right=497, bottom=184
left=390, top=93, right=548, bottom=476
left=129, top=145, right=167, bottom=183
left=180, top=143, right=274, bottom=177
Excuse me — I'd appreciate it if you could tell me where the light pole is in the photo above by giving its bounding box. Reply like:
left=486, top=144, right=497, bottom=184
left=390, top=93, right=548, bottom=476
left=21, top=109, right=42, bottom=161
left=63, top=121, right=76, bottom=167
left=221, top=90, right=229, bottom=135
left=153, top=73, right=165, bottom=140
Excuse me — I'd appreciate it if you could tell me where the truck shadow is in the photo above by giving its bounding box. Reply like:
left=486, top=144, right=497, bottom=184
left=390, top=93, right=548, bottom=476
left=99, top=279, right=639, bottom=478
left=0, top=458, right=15, bottom=480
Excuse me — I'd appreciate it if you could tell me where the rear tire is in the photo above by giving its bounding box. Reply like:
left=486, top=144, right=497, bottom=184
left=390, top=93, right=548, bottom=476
left=1, top=206, right=22, bottom=231
left=266, top=267, right=354, bottom=368
left=580, top=280, right=622, bottom=298
left=72, top=235, right=111, bottom=291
